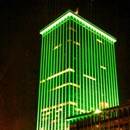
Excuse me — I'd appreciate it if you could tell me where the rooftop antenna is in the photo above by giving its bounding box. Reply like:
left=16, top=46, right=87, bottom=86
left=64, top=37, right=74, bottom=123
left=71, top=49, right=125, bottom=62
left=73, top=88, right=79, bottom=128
left=75, top=8, right=79, bottom=14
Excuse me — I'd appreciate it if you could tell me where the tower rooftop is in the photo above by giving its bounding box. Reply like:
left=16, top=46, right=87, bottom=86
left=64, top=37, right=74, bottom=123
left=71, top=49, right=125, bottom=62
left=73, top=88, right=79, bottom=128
left=40, top=10, right=116, bottom=42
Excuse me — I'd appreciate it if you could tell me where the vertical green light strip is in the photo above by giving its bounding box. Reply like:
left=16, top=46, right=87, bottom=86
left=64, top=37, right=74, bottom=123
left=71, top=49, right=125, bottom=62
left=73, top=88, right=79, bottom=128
left=72, top=20, right=74, bottom=115
left=48, top=32, right=51, bottom=130
left=46, top=32, right=50, bottom=129
left=112, top=44, right=119, bottom=105
left=56, top=27, right=58, bottom=130
left=78, top=23, right=81, bottom=114
left=59, top=23, right=61, bottom=130
left=110, top=44, right=116, bottom=106
left=88, top=28, right=90, bottom=111
left=61, top=23, right=64, bottom=130
left=44, top=34, right=49, bottom=129
left=98, top=35, right=102, bottom=108
left=48, top=32, right=51, bottom=129
left=107, top=42, right=113, bottom=107
left=53, top=28, right=56, bottom=130
left=42, top=35, right=46, bottom=129
left=51, top=30, right=54, bottom=130
left=57, top=23, right=62, bottom=129
left=111, top=43, right=118, bottom=106
left=93, top=31, right=95, bottom=110
left=100, top=36, right=103, bottom=107
left=48, top=32, right=53, bottom=129
left=64, top=21, right=67, bottom=129
left=96, top=35, right=100, bottom=109
left=90, top=29, right=92, bottom=111
left=101, top=36, right=104, bottom=108
left=41, top=36, right=46, bottom=128
left=56, top=26, right=59, bottom=130
left=111, top=43, right=115, bottom=106
left=54, top=28, right=56, bottom=130
left=68, top=19, right=71, bottom=117
left=106, top=39, right=112, bottom=107
left=104, top=38, right=109, bottom=107
left=95, top=33, right=98, bottom=109
left=84, top=27, right=88, bottom=112
left=113, top=44, right=118, bottom=106
left=54, top=28, right=57, bottom=130
left=90, top=29, right=92, bottom=109
left=71, top=19, right=74, bottom=116
left=99, top=35, right=105, bottom=106
left=108, top=43, right=112, bottom=107
left=93, top=31, right=97, bottom=110
left=63, top=25, right=66, bottom=128
left=92, top=31, right=94, bottom=110
left=47, top=33, right=50, bottom=130
left=52, top=29, right=57, bottom=130
left=104, top=37, right=106, bottom=107
left=75, top=20, right=78, bottom=115
left=82, top=26, right=85, bottom=112
left=90, top=29, right=94, bottom=110
left=111, top=44, right=116, bottom=106
left=109, top=42, right=114, bottom=107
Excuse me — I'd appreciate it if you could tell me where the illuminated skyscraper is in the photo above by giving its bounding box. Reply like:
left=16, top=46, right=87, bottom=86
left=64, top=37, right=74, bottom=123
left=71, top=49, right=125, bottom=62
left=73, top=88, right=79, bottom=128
left=36, top=10, right=119, bottom=130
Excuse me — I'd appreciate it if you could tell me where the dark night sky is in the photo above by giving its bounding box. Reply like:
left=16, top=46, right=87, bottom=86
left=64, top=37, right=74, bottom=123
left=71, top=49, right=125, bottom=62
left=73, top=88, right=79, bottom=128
left=0, top=0, right=130, bottom=129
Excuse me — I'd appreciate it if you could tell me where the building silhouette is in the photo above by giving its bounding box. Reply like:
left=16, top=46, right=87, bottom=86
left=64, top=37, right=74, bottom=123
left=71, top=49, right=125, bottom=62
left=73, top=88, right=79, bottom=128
left=67, top=102, right=130, bottom=130
left=36, top=10, right=119, bottom=130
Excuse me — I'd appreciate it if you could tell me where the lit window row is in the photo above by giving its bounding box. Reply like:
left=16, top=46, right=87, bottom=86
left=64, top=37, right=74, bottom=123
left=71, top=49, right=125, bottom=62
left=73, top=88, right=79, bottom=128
left=53, top=44, right=62, bottom=50
left=51, top=82, right=80, bottom=91
left=67, top=39, right=80, bottom=46
left=100, top=66, right=106, bottom=70
left=40, top=68, right=75, bottom=83
left=69, top=27, right=76, bottom=32
left=51, top=119, right=58, bottom=124
left=47, top=68, right=74, bottom=80
left=40, top=79, right=45, bottom=83
left=96, top=39, right=103, bottom=43
left=83, top=74, right=96, bottom=81
left=42, top=108, right=62, bottom=117
left=42, top=112, right=51, bottom=117
left=73, top=41, right=80, bottom=46
left=41, top=101, right=77, bottom=112
left=42, top=117, right=48, bottom=121
left=42, top=109, right=63, bottom=122
left=100, top=102, right=109, bottom=108
left=55, top=108, right=62, bottom=113
left=75, top=108, right=85, bottom=113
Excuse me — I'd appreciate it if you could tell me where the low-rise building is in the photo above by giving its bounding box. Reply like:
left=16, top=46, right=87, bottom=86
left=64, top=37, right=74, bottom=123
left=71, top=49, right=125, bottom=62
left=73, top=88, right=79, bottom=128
left=67, top=102, right=130, bottom=130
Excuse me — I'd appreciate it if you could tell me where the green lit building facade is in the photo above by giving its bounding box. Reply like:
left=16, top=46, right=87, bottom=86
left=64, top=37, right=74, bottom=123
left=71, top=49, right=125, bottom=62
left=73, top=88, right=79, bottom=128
left=36, top=10, right=119, bottom=130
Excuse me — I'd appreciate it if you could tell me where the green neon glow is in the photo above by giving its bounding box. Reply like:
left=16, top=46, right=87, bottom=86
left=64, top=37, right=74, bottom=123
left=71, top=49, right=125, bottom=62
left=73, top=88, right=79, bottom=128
left=37, top=10, right=119, bottom=130
left=40, top=10, right=116, bottom=42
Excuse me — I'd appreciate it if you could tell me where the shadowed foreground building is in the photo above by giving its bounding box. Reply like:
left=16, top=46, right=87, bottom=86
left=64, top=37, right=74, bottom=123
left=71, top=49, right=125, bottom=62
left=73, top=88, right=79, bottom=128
left=67, top=102, right=130, bottom=130
left=36, top=10, right=119, bottom=130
